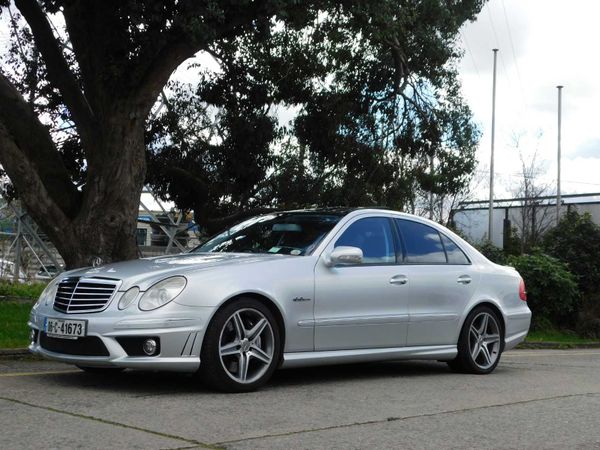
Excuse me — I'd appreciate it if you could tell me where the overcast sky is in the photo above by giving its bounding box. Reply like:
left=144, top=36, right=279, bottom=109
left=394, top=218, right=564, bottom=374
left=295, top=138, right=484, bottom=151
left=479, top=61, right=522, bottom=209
left=458, top=0, right=600, bottom=199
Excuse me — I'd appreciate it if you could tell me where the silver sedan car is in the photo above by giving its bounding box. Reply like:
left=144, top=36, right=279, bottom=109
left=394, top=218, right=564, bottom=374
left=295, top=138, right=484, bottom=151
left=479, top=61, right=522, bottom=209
left=29, top=208, right=531, bottom=392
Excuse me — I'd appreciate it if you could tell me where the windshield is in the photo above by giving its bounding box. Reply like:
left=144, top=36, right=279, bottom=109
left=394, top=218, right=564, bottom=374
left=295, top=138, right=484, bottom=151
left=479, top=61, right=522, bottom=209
left=194, top=213, right=342, bottom=256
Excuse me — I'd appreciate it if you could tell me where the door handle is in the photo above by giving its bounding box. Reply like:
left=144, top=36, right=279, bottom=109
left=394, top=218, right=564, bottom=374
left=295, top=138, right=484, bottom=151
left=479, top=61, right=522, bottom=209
left=390, top=274, right=408, bottom=285
left=457, top=275, right=472, bottom=285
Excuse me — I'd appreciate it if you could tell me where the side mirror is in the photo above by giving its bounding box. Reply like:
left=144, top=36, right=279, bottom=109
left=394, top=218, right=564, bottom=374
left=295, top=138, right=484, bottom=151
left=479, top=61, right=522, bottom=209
left=325, top=246, right=363, bottom=267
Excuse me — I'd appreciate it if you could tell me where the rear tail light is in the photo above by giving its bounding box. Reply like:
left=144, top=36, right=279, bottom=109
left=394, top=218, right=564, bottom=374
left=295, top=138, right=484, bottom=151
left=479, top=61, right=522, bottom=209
left=519, top=278, right=527, bottom=301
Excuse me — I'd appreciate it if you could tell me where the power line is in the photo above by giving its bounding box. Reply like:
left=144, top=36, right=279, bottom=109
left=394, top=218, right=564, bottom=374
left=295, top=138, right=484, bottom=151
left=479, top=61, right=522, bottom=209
left=460, top=30, right=482, bottom=81
left=486, top=3, right=502, bottom=49
left=486, top=5, right=511, bottom=92
left=500, top=0, right=528, bottom=110
left=486, top=2, right=527, bottom=117
left=474, top=170, right=600, bottom=187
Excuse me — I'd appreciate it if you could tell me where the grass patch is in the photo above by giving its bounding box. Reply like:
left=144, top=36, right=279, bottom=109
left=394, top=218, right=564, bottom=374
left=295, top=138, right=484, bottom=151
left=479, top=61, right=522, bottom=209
left=0, top=281, right=47, bottom=299
left=525, top=329, right=599, bottom=344
left=0, top=301, right=34, bottom=348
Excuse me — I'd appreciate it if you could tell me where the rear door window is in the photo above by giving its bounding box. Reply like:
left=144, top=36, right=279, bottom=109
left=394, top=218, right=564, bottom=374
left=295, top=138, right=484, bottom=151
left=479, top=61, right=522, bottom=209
left=395, top=219, right=446, bottom=264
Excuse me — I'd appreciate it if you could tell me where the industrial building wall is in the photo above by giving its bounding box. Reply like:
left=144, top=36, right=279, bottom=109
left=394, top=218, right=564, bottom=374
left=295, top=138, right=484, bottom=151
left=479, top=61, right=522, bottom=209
left=452, top=202, right=599, bottom=248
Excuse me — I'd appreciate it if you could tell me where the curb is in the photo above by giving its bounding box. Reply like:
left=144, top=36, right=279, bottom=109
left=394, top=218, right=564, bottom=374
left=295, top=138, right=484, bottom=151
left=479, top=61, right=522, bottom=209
left=517, top=342, right=600, bottom=350
left=0, top=348, right=31, bottom=357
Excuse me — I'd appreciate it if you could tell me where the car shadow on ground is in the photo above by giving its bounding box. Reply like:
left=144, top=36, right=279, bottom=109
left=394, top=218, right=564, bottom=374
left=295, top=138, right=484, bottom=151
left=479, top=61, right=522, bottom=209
left=38, top=359, right=463, bottom=395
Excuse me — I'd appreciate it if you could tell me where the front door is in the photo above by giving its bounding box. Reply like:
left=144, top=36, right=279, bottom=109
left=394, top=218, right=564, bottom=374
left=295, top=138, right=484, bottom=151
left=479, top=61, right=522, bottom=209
left=314, top=216, right=410, bottom=351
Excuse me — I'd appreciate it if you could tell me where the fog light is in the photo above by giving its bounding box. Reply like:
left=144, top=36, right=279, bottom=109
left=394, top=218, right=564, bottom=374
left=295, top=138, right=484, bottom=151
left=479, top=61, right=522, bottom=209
left=142, top=338, right=157, bottom=356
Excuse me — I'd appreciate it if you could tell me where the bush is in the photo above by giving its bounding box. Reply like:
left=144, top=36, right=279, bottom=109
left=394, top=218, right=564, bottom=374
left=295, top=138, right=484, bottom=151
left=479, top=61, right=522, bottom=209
left=476, top=241, right=506, bottom=265
left=0, top=281, right=47, bottom=299
left=507, top=251, right=580, bottom=328
left=543, top=210, right=600, bottom=295
left=576, top=293, right=600, bottom=339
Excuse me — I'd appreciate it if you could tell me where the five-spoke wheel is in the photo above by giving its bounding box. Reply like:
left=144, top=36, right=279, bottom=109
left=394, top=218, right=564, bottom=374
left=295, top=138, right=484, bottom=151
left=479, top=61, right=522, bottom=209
left=218, top=308, right=275, bottom=384
left=448, top=306, right=503, bottom=374
left=200, top=298, right=281, bottom=392
left=468, top=311, right=501, bottom=370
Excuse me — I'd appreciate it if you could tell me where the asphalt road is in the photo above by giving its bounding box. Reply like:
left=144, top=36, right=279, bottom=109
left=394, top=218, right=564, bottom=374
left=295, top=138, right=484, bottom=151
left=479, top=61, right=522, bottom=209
left=1, top=349, right=600, bottom=449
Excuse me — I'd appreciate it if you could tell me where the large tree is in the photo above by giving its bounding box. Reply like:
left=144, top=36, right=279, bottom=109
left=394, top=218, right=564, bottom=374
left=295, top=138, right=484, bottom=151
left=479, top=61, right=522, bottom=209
left=147, top=1, right=482, bottom=234
left=0, top=0, right=484, bottom=267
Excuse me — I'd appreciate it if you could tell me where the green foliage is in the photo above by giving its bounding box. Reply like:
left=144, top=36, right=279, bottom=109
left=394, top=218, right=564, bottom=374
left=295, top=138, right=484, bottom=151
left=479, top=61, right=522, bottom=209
left=503, top=226, right=523, bottom=257
left=1, top=0, right=485, bottom=264
left=543, top=210, right=600, bottom=295
left=507, top=252, right=580, bottom=327
left=476, top=241, right=506, bottom=265
left=0, top=281, right=47, bottom=299
left=144, top=1, right=484, bottom=229
left=0, top=301, right=33, bottom=348
left=525, top=328, right=599, bottom=345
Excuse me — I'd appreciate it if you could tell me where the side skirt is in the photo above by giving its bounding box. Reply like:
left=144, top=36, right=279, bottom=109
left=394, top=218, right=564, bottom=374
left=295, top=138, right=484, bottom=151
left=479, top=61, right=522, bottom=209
left=281, top=344, right=457, bottom=369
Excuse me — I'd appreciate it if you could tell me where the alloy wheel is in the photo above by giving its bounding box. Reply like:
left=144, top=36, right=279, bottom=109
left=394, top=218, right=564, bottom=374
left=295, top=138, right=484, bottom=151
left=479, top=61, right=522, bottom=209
left=468, top=312, right=501, bottom=370
left=218, top=308, right=275, bottom=384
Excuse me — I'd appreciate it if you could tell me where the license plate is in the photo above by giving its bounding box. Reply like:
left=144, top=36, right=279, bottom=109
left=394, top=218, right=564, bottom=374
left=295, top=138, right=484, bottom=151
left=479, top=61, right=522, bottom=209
left=44, top=318, right=87, bottom=339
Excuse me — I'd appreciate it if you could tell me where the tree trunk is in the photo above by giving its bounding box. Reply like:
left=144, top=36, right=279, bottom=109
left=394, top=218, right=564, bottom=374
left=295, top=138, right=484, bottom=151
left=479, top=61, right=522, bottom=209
left=0, top=106, right=146, bottom=269
left=57, top=116, right=146, bottom=268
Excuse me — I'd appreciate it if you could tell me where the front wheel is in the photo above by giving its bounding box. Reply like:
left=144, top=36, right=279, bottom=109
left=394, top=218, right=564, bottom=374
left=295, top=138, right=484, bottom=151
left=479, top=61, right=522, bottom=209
left=448, top=306, right=503, bottom=374
left=200, top=298, right=282, bottom=392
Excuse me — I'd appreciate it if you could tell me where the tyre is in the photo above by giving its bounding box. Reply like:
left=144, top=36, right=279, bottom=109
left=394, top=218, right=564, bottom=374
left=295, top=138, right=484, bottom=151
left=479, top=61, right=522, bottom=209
left=200, top=298, right=282, bottom=392
left=76, top=365, right=125, bottom=374
left=448, top=306, right=503, bottom=374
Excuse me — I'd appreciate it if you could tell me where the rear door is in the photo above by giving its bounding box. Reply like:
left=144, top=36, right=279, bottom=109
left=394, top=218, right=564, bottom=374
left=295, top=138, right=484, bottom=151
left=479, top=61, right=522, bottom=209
left=394, top=219, right=479, bottom=346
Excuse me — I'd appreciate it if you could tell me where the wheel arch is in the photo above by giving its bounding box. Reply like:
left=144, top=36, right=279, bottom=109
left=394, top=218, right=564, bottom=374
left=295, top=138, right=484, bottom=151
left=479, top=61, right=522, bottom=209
left=206, top=292, right=287, bottom=355
left=464, top=301, right=507, bottom=347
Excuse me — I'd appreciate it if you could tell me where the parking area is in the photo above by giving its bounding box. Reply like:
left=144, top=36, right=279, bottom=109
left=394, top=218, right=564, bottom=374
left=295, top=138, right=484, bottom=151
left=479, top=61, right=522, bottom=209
left=1, top=349, right=600, bottom=449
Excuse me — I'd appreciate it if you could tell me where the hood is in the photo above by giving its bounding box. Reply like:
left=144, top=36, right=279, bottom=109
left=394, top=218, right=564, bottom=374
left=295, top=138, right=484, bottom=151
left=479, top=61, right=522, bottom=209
left=64, top=252, right=291, bottom=290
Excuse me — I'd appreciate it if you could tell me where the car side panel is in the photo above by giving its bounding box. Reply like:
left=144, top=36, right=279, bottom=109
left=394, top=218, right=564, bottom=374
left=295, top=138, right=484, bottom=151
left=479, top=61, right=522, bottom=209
left=458, top=265, right=532, bottom=349
left=174, top=256, right=316, bottom=353
left=403, top=264, right=481, bottom=346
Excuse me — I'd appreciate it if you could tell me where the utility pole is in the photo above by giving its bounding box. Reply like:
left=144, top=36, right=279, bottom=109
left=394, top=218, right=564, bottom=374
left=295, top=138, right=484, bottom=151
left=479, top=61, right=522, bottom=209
left=556, top=85, right=563, bottom=225
left=488, top=49, right=498, bottom=242
left=429, top=154, right=434, bottom=220
left=13, top=214, right=21, bottom=283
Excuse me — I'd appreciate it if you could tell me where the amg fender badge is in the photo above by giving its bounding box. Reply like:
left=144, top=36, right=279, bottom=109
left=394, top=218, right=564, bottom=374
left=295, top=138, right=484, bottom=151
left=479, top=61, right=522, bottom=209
left=292, top=297, right=311, bottom=302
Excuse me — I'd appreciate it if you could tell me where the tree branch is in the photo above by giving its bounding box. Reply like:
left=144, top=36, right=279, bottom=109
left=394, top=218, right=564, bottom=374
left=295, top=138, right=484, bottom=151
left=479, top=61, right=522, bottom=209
left=132, top=1, right=277, bottom=116
left=133, top=36, right=199, bottom=115
left=0, top=121, right=71, bottom=233
left=14, top=0, right=95, bottom=137
left=0, top=72, right=80, bottom=216
left=200, top=207, right=279, bottom=234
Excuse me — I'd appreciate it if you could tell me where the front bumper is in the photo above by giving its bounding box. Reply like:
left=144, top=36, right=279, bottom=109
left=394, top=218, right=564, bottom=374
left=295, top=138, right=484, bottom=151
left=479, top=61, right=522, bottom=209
left=28, top=303, right=215, bottom=372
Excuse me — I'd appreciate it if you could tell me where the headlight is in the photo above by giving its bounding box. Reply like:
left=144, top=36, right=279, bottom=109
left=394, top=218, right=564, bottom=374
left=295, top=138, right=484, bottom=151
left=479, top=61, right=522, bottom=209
left=138, top=277, right=187, bottom=311
left=33, top=279, right=60, bottom=309
left=118, top=287, right=140, bottom=310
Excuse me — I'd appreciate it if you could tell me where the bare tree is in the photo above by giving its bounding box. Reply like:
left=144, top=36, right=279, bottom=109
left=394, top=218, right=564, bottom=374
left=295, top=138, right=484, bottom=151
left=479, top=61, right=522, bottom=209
left=415, top=161, right=486, bottom=227
left=508, top=133, right=555, bottom=252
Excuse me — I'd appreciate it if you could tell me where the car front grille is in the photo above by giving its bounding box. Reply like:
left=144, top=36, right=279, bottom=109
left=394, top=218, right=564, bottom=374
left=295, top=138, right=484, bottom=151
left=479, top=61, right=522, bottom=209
left=53, top=277, right=120, bottom=314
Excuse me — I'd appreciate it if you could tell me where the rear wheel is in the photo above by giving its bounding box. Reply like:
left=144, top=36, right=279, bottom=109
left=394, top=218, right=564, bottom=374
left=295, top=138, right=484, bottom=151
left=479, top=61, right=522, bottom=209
left=448, top=306, right=503, bottom=374
left=200, top=298, right=282, bottom=392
